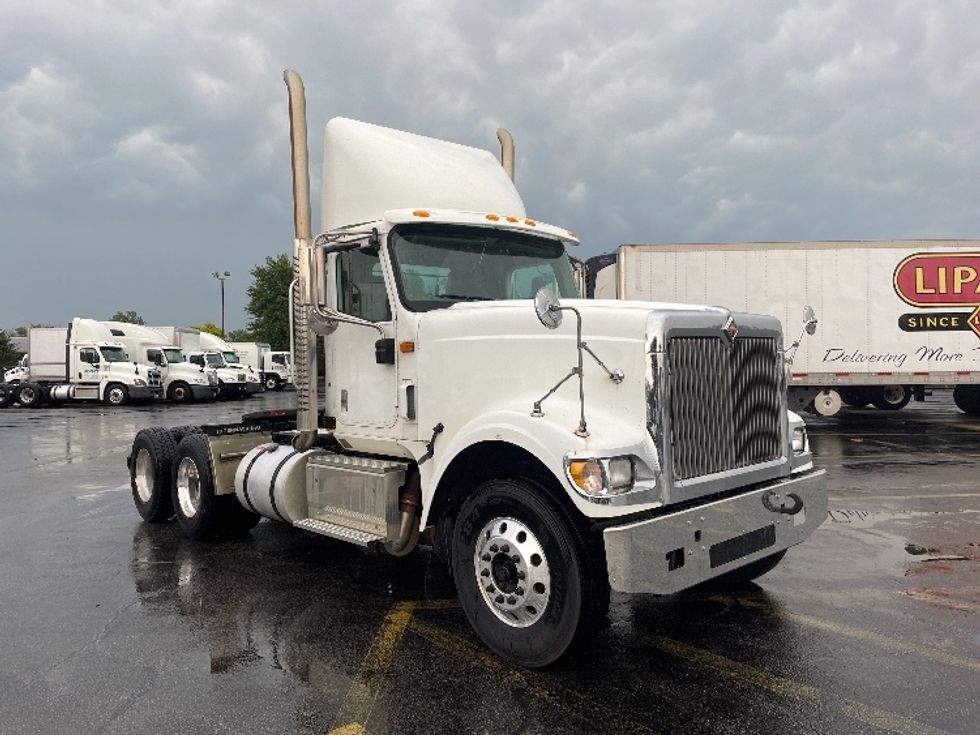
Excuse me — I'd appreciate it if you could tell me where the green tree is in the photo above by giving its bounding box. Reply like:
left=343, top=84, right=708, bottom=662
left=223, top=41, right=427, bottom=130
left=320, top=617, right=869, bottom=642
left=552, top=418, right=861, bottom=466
left=245, top=254, right=292, bottom=350
left=0, top=331, right=20, bottom=369
left=109, top=310, right=145, bottom=325
left=226, top=328, right=254, bottom=342
left=190, top=322, right=224, bottom=337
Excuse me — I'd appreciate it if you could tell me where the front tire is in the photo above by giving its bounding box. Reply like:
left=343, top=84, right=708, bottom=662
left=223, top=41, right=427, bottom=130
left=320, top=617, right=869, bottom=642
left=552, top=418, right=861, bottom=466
left=264, top=374, right=280, bottom=391
left=167, top=381, right=193, bottom=403
left=16, top=382, right=43, bottom=408
left=0, top=384, right=15, bottom=408
left=130, top=427, right=177, bottom=522
left=451, top=478, right=608, bottom=667
left=953, top=385, right=980, bottom=417
left=104, top=383, right=129, bottom=406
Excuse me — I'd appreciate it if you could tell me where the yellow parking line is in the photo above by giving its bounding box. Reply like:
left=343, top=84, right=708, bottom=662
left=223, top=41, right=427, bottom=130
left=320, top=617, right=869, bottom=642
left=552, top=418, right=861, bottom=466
left=648, top=636, right=954, bottom=735
left=709, top=594, right=980, bottom=674
left=409, top=618, right=660, bottom=735
left=329, top=601, right=416, bottom=735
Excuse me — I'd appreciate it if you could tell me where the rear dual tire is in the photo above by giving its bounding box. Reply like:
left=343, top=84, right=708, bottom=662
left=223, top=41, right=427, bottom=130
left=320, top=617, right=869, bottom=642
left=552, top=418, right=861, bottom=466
left=953, top=385, right=980, bottom=417
left=130, top=428, right=177, bottom=522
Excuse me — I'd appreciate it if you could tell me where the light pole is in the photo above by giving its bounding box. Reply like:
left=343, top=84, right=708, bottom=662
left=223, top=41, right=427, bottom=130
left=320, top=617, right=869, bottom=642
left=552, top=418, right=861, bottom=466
left=211, top=271, right=230, bottom=337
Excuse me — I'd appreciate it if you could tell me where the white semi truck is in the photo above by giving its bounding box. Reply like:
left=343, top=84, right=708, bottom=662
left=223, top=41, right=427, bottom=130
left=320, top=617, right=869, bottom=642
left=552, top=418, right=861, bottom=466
left=229, top=341, right=293, bottom=391
left=588, top=242, right=980, bottom=417
left=102, top=322, right=217, bottom=402
left=0, top=318, right=162, bottom=408
left=152, top=327, right=260, bottom=399
left=198, top=332, right=263, bottom=397
left=126, top=70, right=827, bottom=667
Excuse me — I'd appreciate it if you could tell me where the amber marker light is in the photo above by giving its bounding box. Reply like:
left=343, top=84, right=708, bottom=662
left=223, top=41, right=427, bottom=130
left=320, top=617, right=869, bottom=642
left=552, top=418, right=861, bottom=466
left=506, top=215, right=519, bottom=223
left=567, top=230, right=578, bottom=238
left=399, top=341, right=415, bottom=354
left=567, top=459, right=604, bottom=495
left=486, top=213, right=500, bottom=221
left=524, top=219, right=537, bottom=226
left=413, top=210, right=431, bottom=218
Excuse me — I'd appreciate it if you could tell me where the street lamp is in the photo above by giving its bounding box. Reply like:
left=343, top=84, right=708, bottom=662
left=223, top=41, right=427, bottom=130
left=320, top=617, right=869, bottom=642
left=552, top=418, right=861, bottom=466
left=211, top=271, right=231, bottom=337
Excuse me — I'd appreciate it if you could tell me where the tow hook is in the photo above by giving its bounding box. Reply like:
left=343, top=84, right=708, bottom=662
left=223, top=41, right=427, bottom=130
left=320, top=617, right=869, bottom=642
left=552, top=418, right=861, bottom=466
left=762, top=490, right=804, bottom=515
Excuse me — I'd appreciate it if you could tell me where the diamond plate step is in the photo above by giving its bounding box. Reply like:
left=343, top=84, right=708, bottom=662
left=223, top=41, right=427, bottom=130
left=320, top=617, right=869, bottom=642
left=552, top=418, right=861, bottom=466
left=293, top=517, right=384, bottom=546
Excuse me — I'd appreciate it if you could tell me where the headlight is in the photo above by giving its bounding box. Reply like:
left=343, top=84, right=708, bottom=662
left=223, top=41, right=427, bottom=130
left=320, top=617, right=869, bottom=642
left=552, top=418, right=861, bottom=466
left=792, top=426, right=808, bottom=455
left=133, top=378, right=147, bottom=386
left=193, top=377, right=206, bottom=384
left=566, top=456, right=636, bottom=497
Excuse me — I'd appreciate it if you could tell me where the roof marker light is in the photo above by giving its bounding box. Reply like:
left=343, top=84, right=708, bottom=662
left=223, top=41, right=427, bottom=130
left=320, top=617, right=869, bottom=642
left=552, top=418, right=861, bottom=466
left=524, top=219, right=537, bottom=226
left=506, top=216, right=518, bottom=223
left=486, top=213, right=500, bottom=221
left=567, top=230, right=577, bottom=238
left=413, top=210, right=430, bottom=218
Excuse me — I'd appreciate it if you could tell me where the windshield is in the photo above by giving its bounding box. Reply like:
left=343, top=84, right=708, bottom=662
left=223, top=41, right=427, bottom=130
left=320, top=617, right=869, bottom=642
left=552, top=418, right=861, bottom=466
left=388, top=225, right=579, bottom=311
left=163, top=348, right=185, bottom=364
left=205, top=353, right=226, bottom=367
left=223, top=351, right=240, bottom=364
left=100, top=347, right=130, bottom=363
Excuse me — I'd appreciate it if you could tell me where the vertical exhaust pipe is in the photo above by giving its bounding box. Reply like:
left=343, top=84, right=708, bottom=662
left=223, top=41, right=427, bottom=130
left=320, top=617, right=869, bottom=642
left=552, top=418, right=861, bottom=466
left=497, top=127, right=515, bottom=181
left=283, top=69, right=318, bottom=451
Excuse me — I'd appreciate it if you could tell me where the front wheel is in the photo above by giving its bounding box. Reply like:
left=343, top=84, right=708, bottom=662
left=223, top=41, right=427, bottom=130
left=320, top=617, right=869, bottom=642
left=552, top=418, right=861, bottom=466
left=264, top=375, right=280, bottom=391
left=167, top=381, right=193, bottom=403
left=104, top=383, right=129, bottom=406
left=16, top=382, right=43, bottom=408
left=451, top=478, right=609, bottom=668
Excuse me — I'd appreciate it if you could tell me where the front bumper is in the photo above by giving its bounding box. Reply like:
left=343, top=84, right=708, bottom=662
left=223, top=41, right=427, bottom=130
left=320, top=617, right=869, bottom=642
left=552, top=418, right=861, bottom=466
left=130, top=386, right=163, bottom=401
left=191, top=384, right=217, bottom=400
left=603, top=469, right=828, bottom=594
left=244, top=382, right=262, bottom=395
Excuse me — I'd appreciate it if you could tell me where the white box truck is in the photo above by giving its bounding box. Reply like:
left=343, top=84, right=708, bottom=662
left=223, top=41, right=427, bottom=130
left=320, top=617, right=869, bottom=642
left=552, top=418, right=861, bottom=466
left=198, top=332, right=263, bottom=396
left=152, top=327, right=259, bottom=399
left=0, top=318, right=163, bottom=408
left=103, top=322, right=217, bottom=402
left=588, top=241, right=980, bottom=417
left=125, top=70, right=827, bottom=668
left=229, top=341, right=293, bottom=391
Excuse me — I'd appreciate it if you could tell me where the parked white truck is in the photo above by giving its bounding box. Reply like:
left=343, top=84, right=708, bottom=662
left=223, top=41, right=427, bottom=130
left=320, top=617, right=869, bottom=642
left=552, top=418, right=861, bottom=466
left=229, top=341, right=293, bottom=390
left=0, top=318, right=162, bottom=408
left=152, top=327, right=259, bottom=399
left=198, top=332, right=263, bottom=397
left=102, top=322, right=217, bottom=402
left=588, top=242, right=980, bottom=417
left=126, top=70, right=827, bottom=667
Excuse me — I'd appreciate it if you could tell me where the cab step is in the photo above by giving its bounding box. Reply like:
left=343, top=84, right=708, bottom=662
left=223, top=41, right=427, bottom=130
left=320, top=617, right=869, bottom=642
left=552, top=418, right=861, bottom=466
left=293, top=517, right=384, bottom=546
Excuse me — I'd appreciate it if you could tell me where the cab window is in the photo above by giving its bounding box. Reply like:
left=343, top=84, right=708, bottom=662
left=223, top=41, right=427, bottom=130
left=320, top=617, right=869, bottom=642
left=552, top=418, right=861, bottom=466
left=336, top=247, right=392, bottom=322
left=79, top=348, right=99, bottom=365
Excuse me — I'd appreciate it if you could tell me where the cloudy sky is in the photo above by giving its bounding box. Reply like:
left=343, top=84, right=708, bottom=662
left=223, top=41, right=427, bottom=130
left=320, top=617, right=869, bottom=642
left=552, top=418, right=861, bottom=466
left=2, top=0, right=979, bottom=331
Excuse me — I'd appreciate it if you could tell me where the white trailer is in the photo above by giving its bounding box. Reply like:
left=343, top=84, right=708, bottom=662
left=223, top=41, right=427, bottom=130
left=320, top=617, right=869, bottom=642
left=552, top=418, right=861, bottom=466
left=126, top=70, right=827, bottom=668
left=103, top=322, right=217, bottom=402
left=589, top=241, right=980, bottom=417
left=229, top=341, right=292, bottom=390
left=0, top=318, right=163, bottom=408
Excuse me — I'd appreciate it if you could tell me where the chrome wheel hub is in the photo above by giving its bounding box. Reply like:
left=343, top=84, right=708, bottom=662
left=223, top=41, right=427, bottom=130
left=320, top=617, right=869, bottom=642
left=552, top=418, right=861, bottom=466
left=134, top=448, right=154, bottom=503
left=474, top=517, right=550, bottom=628
left=176, top=457, right=201, bottom=519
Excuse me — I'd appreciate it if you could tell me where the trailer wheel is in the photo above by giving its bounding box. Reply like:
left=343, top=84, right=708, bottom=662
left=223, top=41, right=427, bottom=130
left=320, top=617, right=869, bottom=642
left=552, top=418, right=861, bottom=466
left=953, top=386, right=980, bottom=417
left=812, top=389, right=842, bottom=417
left=871, top=385, right=910, bottom=411
left=451, top=478, right=609, bottom=667
left=0, top=385, right=14, bottom=408
left=167, top=381, right=193, bottom=403
left=104, top=383, right=129, bottom=406
left=16, top=382, right=43, bottom=408
left=264, top=374, right=280, bottom=391
left=839, top=388, right=872, bottom=408
left=130, top=427, right=177, bottom=522
left=704, top=550, right=787, bottom=587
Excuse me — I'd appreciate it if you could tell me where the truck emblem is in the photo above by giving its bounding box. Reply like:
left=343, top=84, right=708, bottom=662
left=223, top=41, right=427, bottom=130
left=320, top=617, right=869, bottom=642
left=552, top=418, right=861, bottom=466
left=893, top=252, right=980, bottom=307
left=724, top=316, right=738, bottom=342
left=970, top=306, right=980, bottom=340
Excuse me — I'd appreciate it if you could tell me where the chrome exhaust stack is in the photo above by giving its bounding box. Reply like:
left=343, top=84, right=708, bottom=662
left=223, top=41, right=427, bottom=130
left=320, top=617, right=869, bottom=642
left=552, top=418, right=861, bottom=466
left=283, top=69, right=318, bottom=451
left=497, top=127, right=515, bottom=181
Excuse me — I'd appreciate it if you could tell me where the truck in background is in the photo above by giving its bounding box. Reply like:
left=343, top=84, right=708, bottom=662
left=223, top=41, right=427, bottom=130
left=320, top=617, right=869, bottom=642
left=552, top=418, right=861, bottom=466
left=0, top=318, right=162, bottom=408
left=152, top=327, right=260, bottom=399
left=125, top=70, right=827, bottom=667
left=229, top=341, right=293, bottom=391
left=587, top=241, right=980, bottom=417
left=103, top=322, right=217, bottom=402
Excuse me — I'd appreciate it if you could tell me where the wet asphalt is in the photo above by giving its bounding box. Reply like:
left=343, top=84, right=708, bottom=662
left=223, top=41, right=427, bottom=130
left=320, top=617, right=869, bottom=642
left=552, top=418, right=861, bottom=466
left=0, top=391, right=977, bottom=735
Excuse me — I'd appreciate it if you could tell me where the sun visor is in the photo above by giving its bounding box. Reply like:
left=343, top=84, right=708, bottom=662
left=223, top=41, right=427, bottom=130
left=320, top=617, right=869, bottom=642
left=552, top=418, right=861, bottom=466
left=321, top=118, right=526, bottom=232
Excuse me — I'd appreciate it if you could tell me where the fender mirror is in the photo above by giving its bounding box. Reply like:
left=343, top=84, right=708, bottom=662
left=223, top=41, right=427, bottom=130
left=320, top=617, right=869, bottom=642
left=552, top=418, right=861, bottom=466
left=804, top=305, right=818, bottom=336
left=534, top=288, right=563, bottom=329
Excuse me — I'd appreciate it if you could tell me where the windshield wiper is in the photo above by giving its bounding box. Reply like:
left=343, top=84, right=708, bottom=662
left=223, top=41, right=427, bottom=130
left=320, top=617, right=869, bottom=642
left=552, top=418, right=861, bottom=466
left=435, top=293, right=492, bottom=301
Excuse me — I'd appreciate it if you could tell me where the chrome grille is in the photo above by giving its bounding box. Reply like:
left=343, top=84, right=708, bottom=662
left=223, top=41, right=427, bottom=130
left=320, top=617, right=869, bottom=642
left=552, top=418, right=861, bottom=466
left=667, top=337, right=782, bottom=480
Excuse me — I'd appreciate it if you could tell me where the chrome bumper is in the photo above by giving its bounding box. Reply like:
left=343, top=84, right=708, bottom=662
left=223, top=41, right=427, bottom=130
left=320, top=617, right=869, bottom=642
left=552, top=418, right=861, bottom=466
left=603, top=469, right=828, bottom=594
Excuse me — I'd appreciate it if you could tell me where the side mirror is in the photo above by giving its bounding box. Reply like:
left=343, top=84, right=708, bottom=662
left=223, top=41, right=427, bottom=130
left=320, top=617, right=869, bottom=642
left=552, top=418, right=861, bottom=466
left=534, top=288, right=563, bottom=329
left=804, top=305, right=818, bottom=336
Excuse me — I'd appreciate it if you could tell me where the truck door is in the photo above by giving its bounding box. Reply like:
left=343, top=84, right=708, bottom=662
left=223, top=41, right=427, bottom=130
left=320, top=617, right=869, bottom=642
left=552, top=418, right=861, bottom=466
left=330, top=246, right=397, bottom=429
left=74, top=346, right=101, bottom=400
